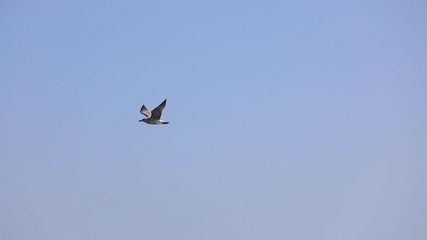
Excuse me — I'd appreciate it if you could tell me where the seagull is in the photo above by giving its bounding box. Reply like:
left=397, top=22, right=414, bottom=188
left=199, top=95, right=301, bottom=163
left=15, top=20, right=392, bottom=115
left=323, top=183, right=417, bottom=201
left=139, top=99, right=169, bottom=125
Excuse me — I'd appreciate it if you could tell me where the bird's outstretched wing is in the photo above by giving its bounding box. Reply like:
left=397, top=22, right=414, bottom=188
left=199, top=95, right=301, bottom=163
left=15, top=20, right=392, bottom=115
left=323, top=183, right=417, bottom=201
left=140, top=105, right=151, bottom=118
left=150, top=99, right=167, bottom=120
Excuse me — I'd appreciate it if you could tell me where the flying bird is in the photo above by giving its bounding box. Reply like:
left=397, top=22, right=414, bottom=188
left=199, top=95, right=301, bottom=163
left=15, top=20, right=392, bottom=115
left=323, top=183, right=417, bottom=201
left=139, top=99, right=169, bottom=125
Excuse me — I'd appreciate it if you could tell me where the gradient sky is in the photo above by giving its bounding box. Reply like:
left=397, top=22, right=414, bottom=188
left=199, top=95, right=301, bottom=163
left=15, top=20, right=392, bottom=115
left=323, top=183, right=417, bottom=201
left=1, top=0, right=426, bottom=239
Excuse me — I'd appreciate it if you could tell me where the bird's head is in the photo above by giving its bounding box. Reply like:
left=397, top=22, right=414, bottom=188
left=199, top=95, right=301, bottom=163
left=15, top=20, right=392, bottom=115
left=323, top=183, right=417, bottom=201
left=139, top=119, right=147, bottom=123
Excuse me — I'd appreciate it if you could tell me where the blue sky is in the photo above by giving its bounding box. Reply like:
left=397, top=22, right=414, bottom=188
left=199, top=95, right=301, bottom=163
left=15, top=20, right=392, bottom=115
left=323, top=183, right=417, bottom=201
left=1, top=0, right=426, bottom=239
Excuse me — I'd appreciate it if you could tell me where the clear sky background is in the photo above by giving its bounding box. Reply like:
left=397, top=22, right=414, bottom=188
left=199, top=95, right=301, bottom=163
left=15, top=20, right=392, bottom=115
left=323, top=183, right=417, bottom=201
left=1, top=0, right=426, bottom=239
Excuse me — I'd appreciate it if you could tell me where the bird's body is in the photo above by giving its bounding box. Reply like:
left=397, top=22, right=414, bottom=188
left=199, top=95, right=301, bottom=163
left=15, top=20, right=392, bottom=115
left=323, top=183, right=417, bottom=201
left=140, top=118, right=169, bottom=125
left=139, top=99, right=169, bottom=125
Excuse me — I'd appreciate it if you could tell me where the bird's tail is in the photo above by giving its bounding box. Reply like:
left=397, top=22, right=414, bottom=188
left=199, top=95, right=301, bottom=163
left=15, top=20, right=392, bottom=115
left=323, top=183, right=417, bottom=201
left=161, top=121, right=169, bottom=124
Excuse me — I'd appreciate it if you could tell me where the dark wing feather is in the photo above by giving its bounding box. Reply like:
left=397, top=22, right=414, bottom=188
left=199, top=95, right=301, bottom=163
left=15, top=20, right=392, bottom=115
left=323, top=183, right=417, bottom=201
left=150, top=99, right=167, bottom=120
left=140, top=105, right=151, bottom=118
